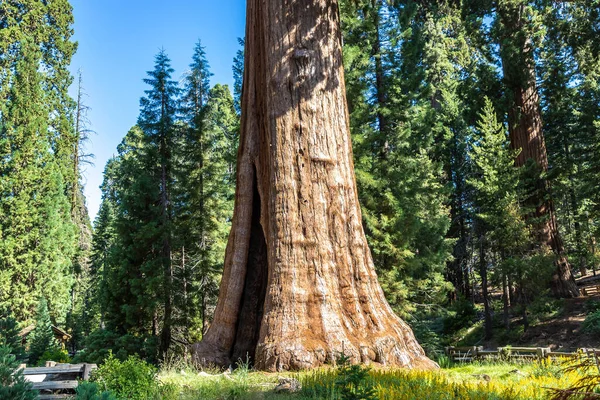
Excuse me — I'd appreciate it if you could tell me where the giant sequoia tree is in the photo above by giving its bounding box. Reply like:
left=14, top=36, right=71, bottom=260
left=495, top=0, right=579, bottom=298
left=192, top=0, right=435, bottom=371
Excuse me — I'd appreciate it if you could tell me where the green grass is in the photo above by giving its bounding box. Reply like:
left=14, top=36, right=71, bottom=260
left=156, top=359, right=586, bottom=400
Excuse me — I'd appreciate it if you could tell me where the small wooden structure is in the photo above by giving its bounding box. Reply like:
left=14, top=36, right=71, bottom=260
left=19, top=325, right=72, bottom=348
left=581, top=284, right=600, bottom=297
left=21, top=362, right=96, bottom=399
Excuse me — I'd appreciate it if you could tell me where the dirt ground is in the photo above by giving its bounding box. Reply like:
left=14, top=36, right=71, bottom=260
left=514, top=293, right=599, bottom=351
left=471, top=274, right=600, bottom=351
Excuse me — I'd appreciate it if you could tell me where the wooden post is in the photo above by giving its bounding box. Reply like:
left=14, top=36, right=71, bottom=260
left=82, top=364, right=93, bottom=381
left=45, top=361, right=57, bottom=367
left=536, top=348, right=545, bottom=358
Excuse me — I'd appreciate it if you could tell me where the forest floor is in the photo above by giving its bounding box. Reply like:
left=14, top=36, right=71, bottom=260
left=459, top=292, right=600, bottom=351
left=518, top=294, right=597, bottom=350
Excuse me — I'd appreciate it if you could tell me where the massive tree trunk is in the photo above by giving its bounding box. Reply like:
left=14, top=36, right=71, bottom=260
left=192, top=0, right=436, bottom=371
left=498, top=3, right=578, bottom=298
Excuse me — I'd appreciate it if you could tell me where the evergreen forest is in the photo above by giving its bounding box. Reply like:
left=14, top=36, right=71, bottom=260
left=1, top=0, right=600, bottom=399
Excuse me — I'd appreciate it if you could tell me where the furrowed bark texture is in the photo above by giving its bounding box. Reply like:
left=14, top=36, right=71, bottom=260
left=499, top=5, right=579, bottom=298
left=191, top=0, right=436, bottom=371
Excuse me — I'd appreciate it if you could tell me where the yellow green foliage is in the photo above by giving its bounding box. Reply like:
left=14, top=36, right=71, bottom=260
left=302, top=364, right=581, bottom=400
left=158, top=360, right=589, bottom=400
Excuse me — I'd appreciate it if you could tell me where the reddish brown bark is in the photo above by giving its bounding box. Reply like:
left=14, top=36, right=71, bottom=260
left=192, top=0, right=436, bottom=371
left=498, top=4, right=579, bottom=298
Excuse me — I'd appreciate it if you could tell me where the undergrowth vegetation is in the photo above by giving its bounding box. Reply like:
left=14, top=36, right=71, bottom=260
left=88, top=353, right=177, bottom=400
left=65, top=351, right=599, bottom=399
left=300, top=361, right=583, bottom=400
left=153, top=358, right=592, bottom=400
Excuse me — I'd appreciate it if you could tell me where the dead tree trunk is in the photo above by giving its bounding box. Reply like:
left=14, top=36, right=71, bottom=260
left=498, top=3, right=579, bottom=298
left=192, top=0, right=436, bottom=371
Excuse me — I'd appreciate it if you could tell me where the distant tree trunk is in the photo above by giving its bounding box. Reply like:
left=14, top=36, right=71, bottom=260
left=498, top=3, right=579, bottom=298
left=565, top=132, right=586, bottom=275
left=446, top=147, right=469, bottom=300
left=159, top=82, right=173, bottom=357
left=182, top=246, right=188, bottom=333
left=192, top=0, right=436, bottom=371
left=159, top=157, right=173, bottom=359
left=502, top=273, right=510, bottom=331
left=518, top=279, right=529, bottom=331
left=201, top=286, right=208, bottom=336
left=479, top=235, right=492, bottom=340
left=370, top=0, right=389, bottom=156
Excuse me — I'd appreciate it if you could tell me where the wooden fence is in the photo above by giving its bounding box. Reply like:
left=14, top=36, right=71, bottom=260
left=445, top=346, right=600, bottom=363
left=581, top=284, right=600, bottom=296
left=20, top=361, right=97, bottom=399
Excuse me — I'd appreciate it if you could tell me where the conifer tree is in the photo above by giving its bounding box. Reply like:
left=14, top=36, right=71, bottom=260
left=193, top=0, right=436, bottom=370
left=88, top=160, right=119, bottom=333
left=341, top=0, right=468, bottom=315
left=29, top=298, right=58, bottom=365
left=66, top=71, right=95, bottom=352
left=173, top=41, right=214, bottom=341
left=492, top=0, right=579, bottom=297
left=0, top=40, right=76, bottom=324
left=469, top=98, right=528, bottom=336
left=0, top=346, right=35, bottom=400
left=109, top=126, right=161, bottom=350
left=137, top=50, right=180, bottom=358
left=0, top=309, right=25, bottom=361
left=561, top=2, right=600, bottom=269
left=175, top=42, right=237, bottom=339
left=1, top=0, right=81, bottom=328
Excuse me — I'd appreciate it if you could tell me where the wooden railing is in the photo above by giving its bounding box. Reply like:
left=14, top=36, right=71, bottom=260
left=445, top=346, right=599, bottom=363
left=21, top=362, right=97, bottom=399
left=581, top=284, right=600, bottom=296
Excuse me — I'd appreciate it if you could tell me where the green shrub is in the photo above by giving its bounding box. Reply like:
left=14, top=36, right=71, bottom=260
left=38, top=347, right=71, bottom=366
left=582, top=310, right=600, bottom=335
left=92, top=352, right=163, bottom=399
left=76, top=381, right=118, bottom=400
left=0, top=345, right=36, bottom=400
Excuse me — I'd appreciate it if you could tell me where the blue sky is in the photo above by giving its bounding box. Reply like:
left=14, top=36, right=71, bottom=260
left=69, top=0, right=246, bottom=220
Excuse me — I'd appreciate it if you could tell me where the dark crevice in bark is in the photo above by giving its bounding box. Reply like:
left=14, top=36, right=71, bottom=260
left=231, top=167, right=269, bottom=365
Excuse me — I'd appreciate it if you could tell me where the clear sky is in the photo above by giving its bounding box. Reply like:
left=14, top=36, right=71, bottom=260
left=69, top=0, right=246, bottom=221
